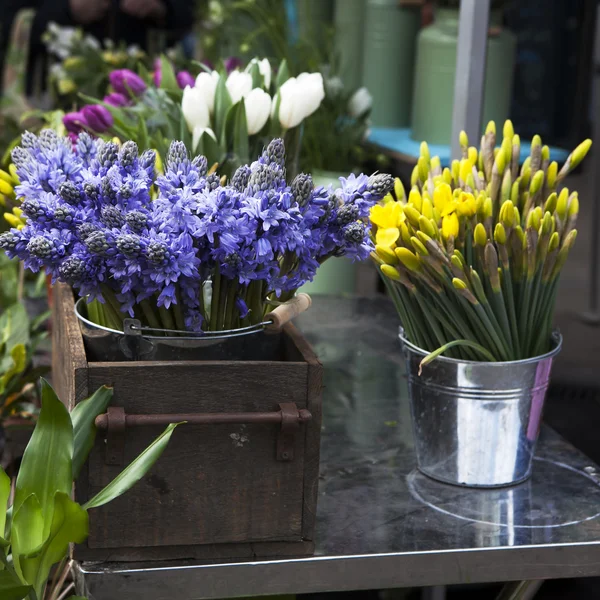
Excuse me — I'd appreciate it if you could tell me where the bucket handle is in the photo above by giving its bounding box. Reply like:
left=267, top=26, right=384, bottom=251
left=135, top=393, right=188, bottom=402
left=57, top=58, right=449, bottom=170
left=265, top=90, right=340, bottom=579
left=265, top=293, right=312, bottom=333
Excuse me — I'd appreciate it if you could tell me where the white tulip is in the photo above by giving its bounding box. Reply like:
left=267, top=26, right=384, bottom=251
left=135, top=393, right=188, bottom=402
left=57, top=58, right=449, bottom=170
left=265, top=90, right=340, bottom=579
left=226, top=70, right=253, bottom=103
left=192, top=126, right=217, bottom=151
left=348, top=87, right=373, bottom=118
left=247, top=58, right=272, bottom=89
left=182, top=85, right=210, bottom=132
left=244, top=88, right=271, bottom=135
left=194, top=71, right=220, bottom=114
left=276, top=72, right=325, bottom=129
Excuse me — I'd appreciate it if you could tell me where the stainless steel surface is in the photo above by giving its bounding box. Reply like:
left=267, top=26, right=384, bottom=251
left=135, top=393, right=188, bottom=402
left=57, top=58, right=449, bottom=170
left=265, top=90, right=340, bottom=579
left=400, top=329, right=563, bottom=487
left=75, top=298, right=279, bottom=362
left=495, top=580, right=543, bottom=600
left=75, top=297, right=600, bottom=599
left=450, top=0, right=490, bottom=160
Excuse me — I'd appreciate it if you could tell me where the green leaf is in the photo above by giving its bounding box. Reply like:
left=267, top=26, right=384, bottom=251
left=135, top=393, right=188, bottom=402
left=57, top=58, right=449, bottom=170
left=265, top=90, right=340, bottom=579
left=275, top=59, right=290, bottom=89
left=22, top=492, right=88, bottom=600
left=247, top=61, right=262, bottom=88
left=137, top=115, right=150, bottom=152
left=83, top=423, right=182, bottom=510
left=159, top=55, right=179, bottom=94
left=1, top=344, right=27, bottom=391
left=0, top=304, right=30, bottom=351
left=30, top=310, right=50, bottom=333
left=11, top=494, right=44, bottom=583
left=14, top=379, right=73, bottom=541
left=71, top=386, right=113, bottom=480
left=196, top=131, right=222, bottom=168
left=0, top=570, right=31, bottom=600
left=233, top=100, right=250, bottom=166
left=214, top=75, right=232, bottom=142
left=0, top=467, right=9, bottom=539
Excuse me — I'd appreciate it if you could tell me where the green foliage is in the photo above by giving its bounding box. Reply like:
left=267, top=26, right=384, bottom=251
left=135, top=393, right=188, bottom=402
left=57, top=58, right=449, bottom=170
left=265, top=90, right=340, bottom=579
left=0, top=379, right=180, bottom=599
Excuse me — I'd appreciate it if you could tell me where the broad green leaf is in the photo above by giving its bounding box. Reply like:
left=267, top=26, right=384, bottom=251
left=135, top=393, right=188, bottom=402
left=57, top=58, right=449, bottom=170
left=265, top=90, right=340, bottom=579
left=247, top=61, right=262, bottom=88
left=71, top=386, right=113, bottom=479
left=22, top=492, right=88, bottom=600
left=4, top=304, right=30, bottom=351
left=0, top=467, right=9, bottom=539
left=1, top=344, right=27, bottom=391
left=275, top=59, right=290, bottom=89
left=159, top=55, right=179, bottom=94
left=196, top=131, right=222, bottom=169
left=269, top=92, right=282, bottom=137
left=233, top=100, right=250, bottom=166
left=137, top=115, right=150, bottom=152
left=0, top=570, right=31, bottom=600
left=11, top=494, right=44, bottom=583
left=214, top=75, right=232, bottom=142
left=83, top=423, right=181, bottom=509
left=14, top=379, right=73, bottom=540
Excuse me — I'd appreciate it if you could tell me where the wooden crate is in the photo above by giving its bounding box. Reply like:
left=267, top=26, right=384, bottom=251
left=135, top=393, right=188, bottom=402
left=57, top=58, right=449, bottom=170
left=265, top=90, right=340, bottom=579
left=52, top=284, right=322, bottom=562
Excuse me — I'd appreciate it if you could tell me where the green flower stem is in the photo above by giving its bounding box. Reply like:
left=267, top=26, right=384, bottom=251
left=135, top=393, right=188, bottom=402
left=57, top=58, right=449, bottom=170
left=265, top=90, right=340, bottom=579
left=158, top=306, right=175, bottom=331
left=224, top=279, right=238, bottom=330
left=140, top=299, right=161, bottom=330
left=419, top=339, right=497, bottom=374
left=101, top=285, right=128, bottom=328
left=474, top=302, right=510, bottom=360
left=87, top=299, right=101, bottom=327
left=209, top=266, right=221, bottom=331
left=501, top=264, right=520, bottom=355
left=173, top=289, right=186, bottom=332
left=518, top=276, right=534, bottom=357
left=489, top=288, right=515, bottom=357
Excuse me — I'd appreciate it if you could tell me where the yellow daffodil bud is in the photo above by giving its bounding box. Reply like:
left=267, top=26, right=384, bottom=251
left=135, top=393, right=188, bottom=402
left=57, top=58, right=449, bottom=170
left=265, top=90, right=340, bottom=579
left=556, top=188, right=569, bottom=220
left=541, top=211, right=554, bottom=235
left=57, top=78, right=77, bottom=95
left=0, top=195, right=6, bottom=207
left=544, top=192, right=557, bottom=215
left=493, top=146, right=507, bottom=175
left=459, top=159, right=472, bottom=183
left=457, top=192, right=476, bottom=217
left=431, top=156, right=441, bottom=173
left=418, top=215, right=436, bottom=238
left=382, top=192, right=394, bottom=204
left=403, top=205, right=421, bottom=228
left=527, top=207, right=541, bottom=231
left=8, top=164, right=18, bottom=183
left=460, top=130, right=469, bottom=149
left=376, top=244, right=399, bottom=265
left=570, top=139, right=592, bottom=170
left=541, top=145, right=550, bottom=162
left=531, top=134, right=542, bottom=150
left=442, top=168, right=452, bottom=185
left=381, top=264, right=402, bottom=282
left=154, top=151, right=164, bottom=174
left=410, top=164, right=419, bottom=187
left=421, top=196, right=433, bottom=220
left=394, top=178, right=405, bottom=202
left=529, top=170, right=544, bottom=195
left=4, top=213, right=21, bottom=228
left=486, top=121, right=496, bottom=135
left=500, top=199, right=515, bottom=227
left=12, top=207, right=23, bottom=218
left=468, top=146, right=478, bottom=165
left=0, top=180, right=13, bottom=196
left=452, top=277, right=468, bottom=290
left=466, top=173, right=476, bottom=191
left=482, top=197, right=493, bottom=220
left=503, top=119, right=514, bottom=140
left=400, top=222, right=412, bottom=246
left=63, top=56, right=85, bottom=70
left=420, top=141, right=430, bottom=162
left=501, top=136, right=512, bottom=164
left=451, top=160, right=460, bottom=184
left=494, top=222, right=507, bottom=245
left=433, top=182, right=452, bottom=213
left=551, top=230, right=578, bottom=279
left=451, top=252, right=464, bottom=271
left=411, top=236, right=429, bottom=256
left=510, top=179, right=520, bottom=204
left=548, top=231, right=560, bottom=252
left=0, top=170, right=13, bottom=186
left=395, top=247, right=421, bottom=272
left=474, top=222, right=487, bottom=247
left=546, top=161, right=558, bottom=190
left=417, top=156, right=429, bottom=182
left=442, top=212, right=459, bottom=240
left=408, top=187, right=422, bottom=212
left=568, top=194, right=579, bottom=218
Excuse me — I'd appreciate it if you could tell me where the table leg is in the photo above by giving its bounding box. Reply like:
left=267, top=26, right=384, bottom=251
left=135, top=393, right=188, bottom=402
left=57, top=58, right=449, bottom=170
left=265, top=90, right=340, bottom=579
left=495, top=580, right=543, bottom=600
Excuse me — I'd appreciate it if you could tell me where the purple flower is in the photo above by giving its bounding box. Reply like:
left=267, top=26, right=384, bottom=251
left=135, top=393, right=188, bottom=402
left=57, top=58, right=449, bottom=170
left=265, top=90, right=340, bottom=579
left=153, top=68, right=162, bottom=87
left=109, top=69, right=147, bottom=97
left=176, top=70, right=195, bottom=89
left=224, top=57, right=243, bottom=74
left=63, top=111, right=87, bottom=134
left=81, top=105, right=113, bottom=133
left=104, top=92, right=129, bottom=107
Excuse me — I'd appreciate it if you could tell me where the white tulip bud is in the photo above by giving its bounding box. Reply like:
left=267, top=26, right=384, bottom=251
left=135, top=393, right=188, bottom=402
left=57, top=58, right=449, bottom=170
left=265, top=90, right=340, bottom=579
left=246, top=58, right=272, bottom=89
left=194, top=71, right=220, bottom=114
left=244, top=88, right=271, bottom=135
left=192, top=126, right=217, bottom=151
left=181, top=85, right=210, bottom=132
left=276, top=72, right=325, bottom=130
left=348, top=87, right=372, bottom=118
left=226, top=70, right=253, bottom=103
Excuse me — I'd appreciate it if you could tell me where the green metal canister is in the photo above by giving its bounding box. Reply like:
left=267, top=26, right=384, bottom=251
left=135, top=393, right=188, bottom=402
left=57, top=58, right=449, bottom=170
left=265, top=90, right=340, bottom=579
left=333, top=0, right=366, bottom=91
left=361, top=0, right=421, bottom=127
left=411, top=8, right=517, bottom=145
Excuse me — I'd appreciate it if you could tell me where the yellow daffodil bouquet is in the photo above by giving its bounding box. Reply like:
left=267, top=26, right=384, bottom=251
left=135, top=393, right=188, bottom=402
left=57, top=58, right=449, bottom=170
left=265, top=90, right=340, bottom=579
left=370, top=120, right=591, bottom=365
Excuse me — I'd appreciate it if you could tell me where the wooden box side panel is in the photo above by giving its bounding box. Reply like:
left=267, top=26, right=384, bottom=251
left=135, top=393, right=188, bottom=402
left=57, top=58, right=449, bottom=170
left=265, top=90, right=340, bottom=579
left=51, top=284, right=88, bottom=408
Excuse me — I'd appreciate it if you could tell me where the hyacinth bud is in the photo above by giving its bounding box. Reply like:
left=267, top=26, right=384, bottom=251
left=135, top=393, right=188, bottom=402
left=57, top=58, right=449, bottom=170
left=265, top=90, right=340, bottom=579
left=77, top=222, right=98, bottom=241
left=58, top=256, right=86, bottom=285
left=265, top=138, right=286, bottom=167
left=408, top=187, right=422, bottom=211
left=83, top=182, right=99, bottom=202
left=140, top=149, right=157, bottom=173
left=101, top=205, right=125, bottom=229
left=192, top=154, right=208, bottom=176
left=146, top=241, right=168, bottom=264
left=368, top=173, right=395, bottom=198
left=53, top=205, right=74, bottom=223
left=395, top=247, right=421, bottom=272
left=97, top=141, right=119, bottom=168
left=410, top=236, right=429, bottom=256
left=125, top=210, right=148, bottom=233
left=84, top=230, right=110, bottom=255
left=27, top=236, right=53, bottom=258
left=167, top=141, right=188, bottom=167
left=403, top=205, right=420, bottom=228
left=474, top=222, right=487, bottom=247
left=376, top=244, right=398, bottom=265
left=343, top=222, right=366, bottom=243
left=556, top=188, right=569, bottom=220
left=494, top=222, right=507, bottom=245
left=336, top=203, right=360, bottom=225
left=381, top=264, right=402, bottom=282
left=58, top=181, right=81, bottom=205
left=544, top=192, right=557, bottom=215
left=116, top=233, right=142, bottom=257
left=101, top=176, right=116, bottom=201
left=231, top=165, right=252, bottom=192
left=529, top=170, right=544, bottom=195
left=11, top=146, right=31, bottom=169
left=119, top=184, right=132, bottom=200
left=21, top=199, right=45, bottom=219
left=119, top=141, right=139, bottom=168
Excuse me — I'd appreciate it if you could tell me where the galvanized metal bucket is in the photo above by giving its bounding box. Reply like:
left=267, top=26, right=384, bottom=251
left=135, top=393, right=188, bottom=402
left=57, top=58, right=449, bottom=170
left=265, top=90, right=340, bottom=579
left=399, top=328, right=563, bottom=488
left=75, top=296, right=310, bottom=362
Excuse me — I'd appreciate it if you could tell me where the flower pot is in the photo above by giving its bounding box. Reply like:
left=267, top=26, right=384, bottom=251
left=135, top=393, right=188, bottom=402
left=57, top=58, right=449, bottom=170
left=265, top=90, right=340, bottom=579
left=399, top=329, right=562, bottom=488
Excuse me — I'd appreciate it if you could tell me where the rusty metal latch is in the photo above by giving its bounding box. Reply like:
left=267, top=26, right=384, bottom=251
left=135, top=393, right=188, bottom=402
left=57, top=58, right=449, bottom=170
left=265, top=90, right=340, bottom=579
left=95, top=403, right=311, bottom=465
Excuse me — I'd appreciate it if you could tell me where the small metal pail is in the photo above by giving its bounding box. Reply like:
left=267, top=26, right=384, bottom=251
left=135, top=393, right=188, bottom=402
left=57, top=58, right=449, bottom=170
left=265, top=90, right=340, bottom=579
left=399, top=329, right=563, bottom=488
left=75, top=298, right=281, bottom=362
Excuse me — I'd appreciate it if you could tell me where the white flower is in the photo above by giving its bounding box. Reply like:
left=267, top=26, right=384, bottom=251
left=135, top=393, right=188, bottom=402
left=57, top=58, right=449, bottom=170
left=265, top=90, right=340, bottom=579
left=192, top=126, right=217, bottom=151
left=182, top=85, right=210, bottom=132
left=195, top=71, right=220, bottom=114
left=275, top=72, right=325, bottom=129
left=226, top=70, right=253, bottom=103
left=247, top=58, right=272, bottom=89
left=244, top=88, right=271, bottom=135
left=348, top=87, right=373, bottom=118
left=325, top=76, right=344, bottom=98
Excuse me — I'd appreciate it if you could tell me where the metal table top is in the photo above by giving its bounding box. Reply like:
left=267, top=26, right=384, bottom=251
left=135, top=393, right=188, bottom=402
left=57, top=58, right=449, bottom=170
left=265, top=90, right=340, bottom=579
left=75, top=296, right=600, bottom=599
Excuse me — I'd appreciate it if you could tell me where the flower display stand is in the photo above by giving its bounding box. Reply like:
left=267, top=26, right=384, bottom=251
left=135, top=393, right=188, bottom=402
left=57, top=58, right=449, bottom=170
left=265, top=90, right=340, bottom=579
left=52, top=283, right=323, bottom=562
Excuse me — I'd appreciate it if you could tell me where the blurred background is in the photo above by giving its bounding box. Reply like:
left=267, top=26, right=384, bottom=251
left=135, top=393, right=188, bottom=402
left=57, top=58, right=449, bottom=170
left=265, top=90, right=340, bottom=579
left=1, top=0, right=599, bottom=598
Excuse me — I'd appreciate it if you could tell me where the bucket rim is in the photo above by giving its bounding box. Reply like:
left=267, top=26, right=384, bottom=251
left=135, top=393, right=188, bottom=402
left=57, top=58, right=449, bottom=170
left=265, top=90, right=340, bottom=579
left=74, top=297, right=271, bottom=341
left=398, top=327, right=563, bottom=366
